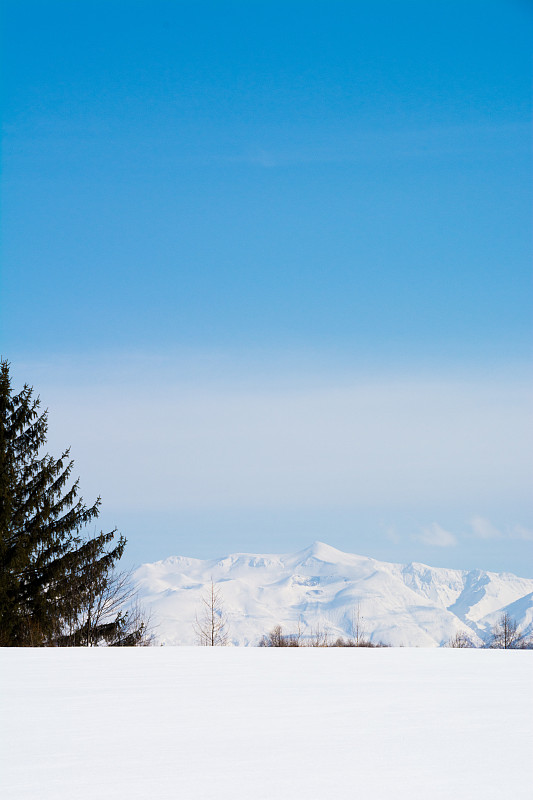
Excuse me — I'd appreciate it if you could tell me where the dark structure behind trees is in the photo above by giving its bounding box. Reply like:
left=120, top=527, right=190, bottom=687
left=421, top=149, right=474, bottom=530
left=0, top=359, right=149, bottom=646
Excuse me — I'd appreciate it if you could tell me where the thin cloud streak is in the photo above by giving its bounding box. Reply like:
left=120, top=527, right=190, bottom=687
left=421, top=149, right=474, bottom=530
left=32, top=352, right=532, bottom=519
left=470, top=517, right=533, bottom=542
left=470, top=516, right=502, bottom=540
left=416, top=523, right=457, bottom=548
left=508, top=524, right=533, bottom=542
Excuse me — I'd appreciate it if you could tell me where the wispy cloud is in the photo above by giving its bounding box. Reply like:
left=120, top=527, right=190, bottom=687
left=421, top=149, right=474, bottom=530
left=217, top=121, right=531, bottom=169
left=470, top=517, right=533, bottom=542
left=384, top=525, right=401, bottom=544
left=416, top=523, right=457, bottom=548
left=470, top=516, right=502, bottom=540
left=510, top=524, right=533, bottom=541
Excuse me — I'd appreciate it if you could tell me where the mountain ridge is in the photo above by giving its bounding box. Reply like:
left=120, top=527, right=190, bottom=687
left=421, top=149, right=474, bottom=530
left=134, top=542, right=533, bottom=647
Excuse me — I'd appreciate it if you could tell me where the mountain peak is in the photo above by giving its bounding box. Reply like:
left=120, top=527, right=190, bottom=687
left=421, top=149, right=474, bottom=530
left=134, top=543, right=533, bottom=647
left=299, top=541, right=346, bottom=563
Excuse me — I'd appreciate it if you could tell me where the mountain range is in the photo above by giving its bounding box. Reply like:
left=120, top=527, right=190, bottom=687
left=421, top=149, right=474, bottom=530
left=134, top=541, right=533, bottom=647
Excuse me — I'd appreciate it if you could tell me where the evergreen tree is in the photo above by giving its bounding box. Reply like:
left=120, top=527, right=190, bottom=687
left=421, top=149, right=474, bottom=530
left=0, top=359, right=146, bottom=646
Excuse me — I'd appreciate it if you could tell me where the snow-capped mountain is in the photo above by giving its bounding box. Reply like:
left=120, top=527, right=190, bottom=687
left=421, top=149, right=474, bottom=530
left=134, top=541, right=533, bottom=647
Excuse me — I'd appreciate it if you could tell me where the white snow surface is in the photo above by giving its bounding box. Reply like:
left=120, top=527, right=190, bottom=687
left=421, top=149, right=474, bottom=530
left=134, top=541, right=533, bottom=646
left=1, top=648, right=531, bottom=799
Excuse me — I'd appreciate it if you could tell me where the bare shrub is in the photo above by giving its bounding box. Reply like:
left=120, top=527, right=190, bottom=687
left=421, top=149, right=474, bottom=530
left=446, top=631, right=476, bottom=648
left=259, top=625, right=299, bottom=647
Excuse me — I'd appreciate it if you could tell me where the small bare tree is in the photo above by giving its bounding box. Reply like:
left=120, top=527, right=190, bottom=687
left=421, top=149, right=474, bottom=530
left=308, top=624, right=330, bottom=647
left=259, top=624, right=301, bottom=647
left=194, top=580, right=229, bottom=646
left=350, top=601, right=367, bottom=645
left=260, top=624, right=285, bottom=647
left=295, top=616, right=303, bottom=647
left=446, top=631, right=476, bottom=648
left=488, top=612, right=531, bottom=649
left=59, top=567, right=154, bottom=646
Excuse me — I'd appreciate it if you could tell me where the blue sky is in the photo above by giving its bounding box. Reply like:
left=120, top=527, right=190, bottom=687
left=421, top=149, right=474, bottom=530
left=1, top=1, right=532, bottom=573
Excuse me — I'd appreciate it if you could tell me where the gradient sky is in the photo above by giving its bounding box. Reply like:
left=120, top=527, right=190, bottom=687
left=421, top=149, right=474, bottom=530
left=1, top=1, right=532, bottom=573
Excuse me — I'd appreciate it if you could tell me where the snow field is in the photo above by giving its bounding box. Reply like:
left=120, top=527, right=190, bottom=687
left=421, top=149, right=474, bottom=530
left=1, top=647, right=532, bottom=799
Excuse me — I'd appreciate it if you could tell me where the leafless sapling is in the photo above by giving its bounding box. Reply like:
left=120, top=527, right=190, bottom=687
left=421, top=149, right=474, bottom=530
left=194, top=580, right=229, bottom=646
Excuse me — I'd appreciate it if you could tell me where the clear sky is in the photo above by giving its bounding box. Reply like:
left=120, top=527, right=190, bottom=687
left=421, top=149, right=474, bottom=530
left=1, top=1, right=532, bottom=574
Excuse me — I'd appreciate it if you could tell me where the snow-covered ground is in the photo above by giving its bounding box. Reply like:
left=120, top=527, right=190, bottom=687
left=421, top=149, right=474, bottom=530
left=1, top=648, right=531, bottom=799
left=135, top=541, right=533, bottom=646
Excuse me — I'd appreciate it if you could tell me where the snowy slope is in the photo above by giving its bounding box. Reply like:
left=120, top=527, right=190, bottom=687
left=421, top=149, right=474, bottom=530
left=134, top=541, right=533, bottom=647
left=2, top=648, right=532, bottom=800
